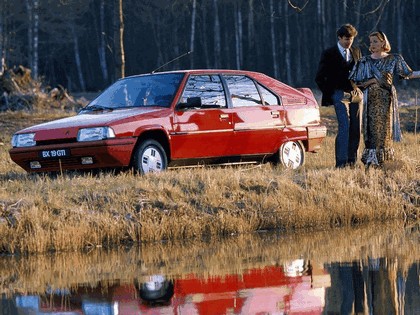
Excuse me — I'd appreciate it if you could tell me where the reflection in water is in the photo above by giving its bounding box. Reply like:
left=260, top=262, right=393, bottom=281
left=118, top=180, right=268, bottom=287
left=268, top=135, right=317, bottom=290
left=0, top=223, right=419, bottom=314
left=326, top=258, right=420, bottom=315
left=136, top=275, right=174, bottom=305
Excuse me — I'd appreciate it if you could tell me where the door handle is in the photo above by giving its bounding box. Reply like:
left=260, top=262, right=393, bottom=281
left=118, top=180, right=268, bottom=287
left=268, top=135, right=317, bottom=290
left=219, top=114, right=229, bottom=119
left=271, top=111, right=279, bottom=118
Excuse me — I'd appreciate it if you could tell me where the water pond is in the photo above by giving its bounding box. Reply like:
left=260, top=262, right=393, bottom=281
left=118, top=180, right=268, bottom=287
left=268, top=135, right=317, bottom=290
left=0, top=222, right=419, bottom=314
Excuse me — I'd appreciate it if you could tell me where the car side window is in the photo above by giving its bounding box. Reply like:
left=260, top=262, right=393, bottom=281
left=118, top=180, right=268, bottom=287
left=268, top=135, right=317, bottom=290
left=257, top=83, right=280, bottom=105
left=181, top=75, right=226, bottom=108
left=224, top=75, right=262, bottom=107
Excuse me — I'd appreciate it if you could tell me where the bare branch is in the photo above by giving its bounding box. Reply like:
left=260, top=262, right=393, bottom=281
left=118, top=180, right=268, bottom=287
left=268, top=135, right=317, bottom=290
left=287, top=0, right=310, bottom=13
left=362, top=0, right=391, bottom=15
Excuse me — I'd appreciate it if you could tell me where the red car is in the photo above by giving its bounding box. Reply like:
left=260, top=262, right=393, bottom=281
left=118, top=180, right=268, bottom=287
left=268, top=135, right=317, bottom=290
left=9, top=70, right=326, bottom=174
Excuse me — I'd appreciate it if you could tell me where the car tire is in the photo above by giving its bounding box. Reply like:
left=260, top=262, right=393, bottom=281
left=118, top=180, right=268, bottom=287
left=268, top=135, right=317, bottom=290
left=133, top=139, right=168, bottom=174
left=279, top=141, right=305, bottom=169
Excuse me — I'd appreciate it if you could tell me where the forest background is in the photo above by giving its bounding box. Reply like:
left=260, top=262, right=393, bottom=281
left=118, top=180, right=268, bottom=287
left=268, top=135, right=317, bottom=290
left=0, top=0, right=419, bottom=93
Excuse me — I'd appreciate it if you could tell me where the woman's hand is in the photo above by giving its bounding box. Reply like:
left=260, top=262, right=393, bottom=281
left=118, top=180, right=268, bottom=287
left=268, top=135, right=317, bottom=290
left=408, top=71, right=420, bottom=79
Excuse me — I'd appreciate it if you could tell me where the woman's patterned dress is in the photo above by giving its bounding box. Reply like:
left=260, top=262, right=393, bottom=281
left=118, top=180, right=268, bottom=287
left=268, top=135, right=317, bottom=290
left=349, top=54, right=413, bottom=166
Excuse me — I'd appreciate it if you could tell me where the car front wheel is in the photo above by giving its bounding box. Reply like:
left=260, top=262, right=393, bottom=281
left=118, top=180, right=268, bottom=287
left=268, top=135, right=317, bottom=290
left=133, top=140, right=168, bottom=174
left=279, top=141, right=305, bottom=169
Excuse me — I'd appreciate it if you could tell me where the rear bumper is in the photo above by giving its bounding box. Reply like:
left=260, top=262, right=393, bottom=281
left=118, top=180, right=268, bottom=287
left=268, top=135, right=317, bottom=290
left=306, top=125, right=327, bottom=152
left=9, top=138, right=137, bottom=173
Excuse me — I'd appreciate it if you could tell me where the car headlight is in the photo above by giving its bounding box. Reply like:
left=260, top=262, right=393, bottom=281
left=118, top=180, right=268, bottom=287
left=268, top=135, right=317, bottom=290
left=77, top=127, right=116, bottom=142
left=12, top=133, right=36, bottom=147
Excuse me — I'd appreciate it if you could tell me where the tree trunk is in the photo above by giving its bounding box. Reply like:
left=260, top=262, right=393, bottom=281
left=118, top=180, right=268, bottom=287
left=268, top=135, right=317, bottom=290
left=284, top=1, right=291, bottom=84
left=317, top=0, right=326, bottom=51
left=189, top=0, right=197, bottom=68
left=234, top=2, right=243, bottom=70
left=213, top=0, right=221, bottom=68
left=246, top=0, right=255, bottom=69
left=201, top=3, right=210, bottom=68
left=33, top=0, right=39, bottom=79
left=72, top=26, right=86, bottom=91
left=153, top=18, right=164, bottom=69
left=354, top=0, right=361, bottom=31
left=269, top=0, right=278, bottom=78
left=0, top=4, right=4, bottom=75
left=25, top=0, right=39, bottom=78
left=396, top=0, right=403, bottom=54
left=113, top=0, right=125, bottom=79
left=118, top=0, right=125, bottom=78
left=98, top=0, right=108, bottom=83
left=396, top=0, right=406, bottom=87
left=173, top=29, right=180, bottom=69
left=25, top=0, right=33, bottom=73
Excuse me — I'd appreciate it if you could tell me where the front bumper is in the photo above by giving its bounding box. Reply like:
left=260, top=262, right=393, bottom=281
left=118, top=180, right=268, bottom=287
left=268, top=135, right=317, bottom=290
left=9, top=138, right=137, bottom=173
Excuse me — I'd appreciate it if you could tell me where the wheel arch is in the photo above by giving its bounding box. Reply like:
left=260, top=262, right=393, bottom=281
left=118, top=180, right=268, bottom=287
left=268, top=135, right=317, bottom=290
left=130, top=129, right=171, bottom=166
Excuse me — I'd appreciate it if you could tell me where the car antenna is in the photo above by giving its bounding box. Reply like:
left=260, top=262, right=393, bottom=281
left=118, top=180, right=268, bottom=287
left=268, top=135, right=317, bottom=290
left=151, top=51, right=193, bottom=74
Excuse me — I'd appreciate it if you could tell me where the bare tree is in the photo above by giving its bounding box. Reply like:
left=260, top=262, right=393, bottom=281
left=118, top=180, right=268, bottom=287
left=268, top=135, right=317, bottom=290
left=269, top=0, right=279, bottom=78
left=234, top=1, right=243, bottom=69
left=113, top=0, right=125, bottom=79
left=0, top=2, right=5, bottom=74
left=42, top=0, right=92, bottom=90
left=25, top=0, right=39, bottom=78
left=213, top=0, right=221, bottom=68
left=98, top=0, right=108, bottom=83
left=317, top=0, right=326, bottom=51
left=246, top=0, right=255, bottom=68
left=200, top=2, right=210, bottom=68
left=72, top=25, right=85, bottom=91
left=189, top=0, right=197, bottom=68
left=283, top=1, right=292, bottom=84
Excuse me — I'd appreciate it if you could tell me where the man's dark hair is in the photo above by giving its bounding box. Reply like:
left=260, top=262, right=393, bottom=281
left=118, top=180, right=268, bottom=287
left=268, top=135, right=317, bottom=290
left=337, top=24, right=358, bottom=38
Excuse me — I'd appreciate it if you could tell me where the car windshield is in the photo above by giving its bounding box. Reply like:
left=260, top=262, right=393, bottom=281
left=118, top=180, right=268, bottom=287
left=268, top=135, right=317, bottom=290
left=86, top=73, right=184, bottom=109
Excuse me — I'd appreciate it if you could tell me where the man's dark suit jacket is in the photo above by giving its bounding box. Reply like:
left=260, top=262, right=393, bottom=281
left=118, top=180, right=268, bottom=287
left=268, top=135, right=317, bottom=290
left=315, top=45, right=362, bottom=106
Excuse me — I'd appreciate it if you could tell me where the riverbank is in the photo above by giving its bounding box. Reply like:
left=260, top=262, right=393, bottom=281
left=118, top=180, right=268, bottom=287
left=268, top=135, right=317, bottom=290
left=0, top=106, right=419, bottom=254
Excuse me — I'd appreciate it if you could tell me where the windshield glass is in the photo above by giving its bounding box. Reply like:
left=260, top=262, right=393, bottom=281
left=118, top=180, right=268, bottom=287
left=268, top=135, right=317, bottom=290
left=87, top=73, right=184, bottom=109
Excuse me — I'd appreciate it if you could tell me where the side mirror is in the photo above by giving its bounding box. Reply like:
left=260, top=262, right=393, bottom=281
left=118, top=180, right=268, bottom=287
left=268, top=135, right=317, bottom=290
left=178, top=97, right=202, bottom=109
left=187, top=97, right=202, bottom=107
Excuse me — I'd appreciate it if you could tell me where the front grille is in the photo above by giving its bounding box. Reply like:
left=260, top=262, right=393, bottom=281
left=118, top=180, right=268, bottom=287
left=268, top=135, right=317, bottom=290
left=30, top=157, right=85, bottom=170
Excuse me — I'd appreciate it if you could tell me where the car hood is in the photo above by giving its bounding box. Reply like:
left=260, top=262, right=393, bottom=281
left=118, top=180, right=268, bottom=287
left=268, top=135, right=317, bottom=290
left=16, top=107, right=166, bottom=140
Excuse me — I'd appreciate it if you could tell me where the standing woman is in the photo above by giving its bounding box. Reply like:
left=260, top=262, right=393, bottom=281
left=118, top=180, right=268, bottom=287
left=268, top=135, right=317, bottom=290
left=349, top=31, right=420, bottom=167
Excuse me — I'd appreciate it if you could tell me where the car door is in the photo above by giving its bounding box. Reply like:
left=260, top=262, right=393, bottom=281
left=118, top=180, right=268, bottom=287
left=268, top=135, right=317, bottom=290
left=224, top=75, right=286, bottom=155
left=171, top=74, right=234, bottom=159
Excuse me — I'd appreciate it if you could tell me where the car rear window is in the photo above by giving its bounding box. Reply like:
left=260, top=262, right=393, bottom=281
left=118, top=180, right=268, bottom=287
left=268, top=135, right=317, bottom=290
left=256, top=83, right=280, bottom=105
left=224, top=75, right=263, bottom=107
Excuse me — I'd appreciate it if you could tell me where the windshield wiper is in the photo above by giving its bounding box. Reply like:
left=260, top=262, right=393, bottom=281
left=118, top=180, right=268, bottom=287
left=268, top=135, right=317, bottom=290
left=82, top=104, right=114, bottom=112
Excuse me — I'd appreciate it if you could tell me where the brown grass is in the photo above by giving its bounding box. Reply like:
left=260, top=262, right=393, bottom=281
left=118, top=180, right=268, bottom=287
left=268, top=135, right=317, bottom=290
left=0, top=105, right=419, bottom=254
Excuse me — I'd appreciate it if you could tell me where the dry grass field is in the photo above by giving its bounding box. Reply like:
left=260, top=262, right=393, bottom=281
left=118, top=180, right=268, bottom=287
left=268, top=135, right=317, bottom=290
left=0, top=100, right=419, bottom=254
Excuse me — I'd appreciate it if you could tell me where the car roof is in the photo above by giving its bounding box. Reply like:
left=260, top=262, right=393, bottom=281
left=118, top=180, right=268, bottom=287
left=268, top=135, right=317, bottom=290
left=124, top=69, right=260, bottom=78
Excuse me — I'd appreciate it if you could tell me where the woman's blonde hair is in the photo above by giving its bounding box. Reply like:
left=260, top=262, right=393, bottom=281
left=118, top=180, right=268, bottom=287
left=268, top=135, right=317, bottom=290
left=369, top=31, right=391, bottom=52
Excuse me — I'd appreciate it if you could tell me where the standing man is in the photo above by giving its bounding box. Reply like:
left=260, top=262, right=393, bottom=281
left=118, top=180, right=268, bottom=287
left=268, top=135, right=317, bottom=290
left=315, top=24, right=362, bottom=168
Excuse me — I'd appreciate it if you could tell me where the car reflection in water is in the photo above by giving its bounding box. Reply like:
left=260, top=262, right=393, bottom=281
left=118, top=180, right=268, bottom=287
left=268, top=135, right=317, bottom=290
left=9, top=257, right=420, bottom=314
left=11, top=259, right=329, bottom=314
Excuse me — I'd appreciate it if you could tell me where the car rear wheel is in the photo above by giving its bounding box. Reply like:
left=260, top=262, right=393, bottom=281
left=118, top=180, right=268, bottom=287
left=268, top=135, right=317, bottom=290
left=279, top=141, right=305, bottom=169
left=133, top=140, right=168, bottom=174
